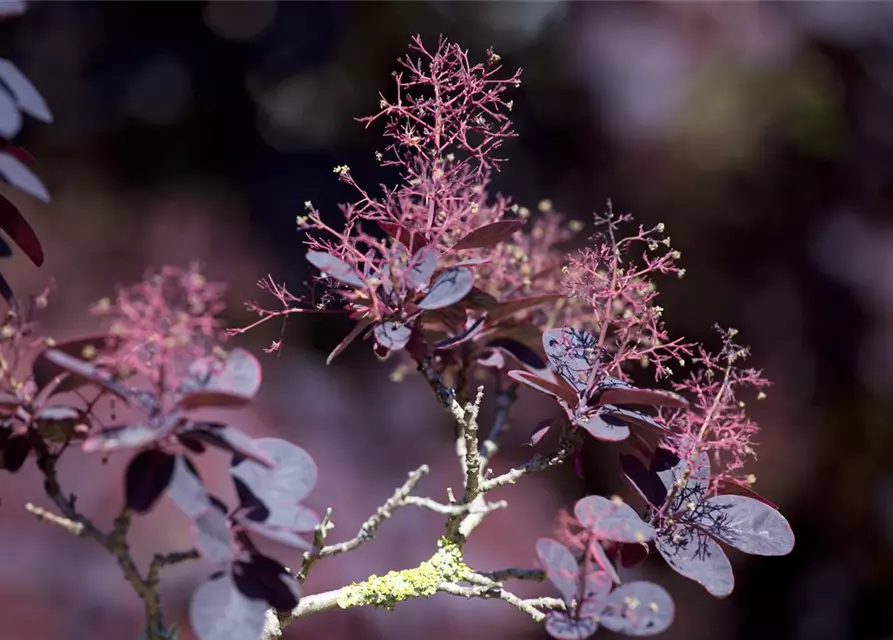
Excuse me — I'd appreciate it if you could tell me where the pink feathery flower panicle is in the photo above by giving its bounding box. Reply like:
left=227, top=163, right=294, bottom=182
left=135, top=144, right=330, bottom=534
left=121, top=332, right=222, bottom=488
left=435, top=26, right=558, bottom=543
left=559, top=201, right=693, bottom=382
left=91, top=264, right=228, bottom=392
left=658, top=327, right=771, bottom=494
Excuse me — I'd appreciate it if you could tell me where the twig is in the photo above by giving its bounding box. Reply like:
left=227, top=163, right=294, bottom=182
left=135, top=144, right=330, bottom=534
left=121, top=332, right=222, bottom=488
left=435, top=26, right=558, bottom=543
left=480, top=568, right=546, bottom=582
left=25, top=502, right=84, bottom=535
left=479, top=382, right=518, bottom=462
left=480, top=434, right=577, bottom=492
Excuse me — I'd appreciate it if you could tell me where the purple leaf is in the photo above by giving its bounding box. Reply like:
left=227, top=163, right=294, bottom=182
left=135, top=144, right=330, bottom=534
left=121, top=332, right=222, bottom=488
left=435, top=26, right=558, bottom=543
left=306, top=251, right=366, bottom=287
left=189, top=572, right=268, bottom=640
left=407, top=246, right=437, bottom=290
left=417, top=267, right=473, bottom=310
left=42, top=348, right=133, bottom=403
left=232, top=554, right=301, bottom=611
left=373, top=321, right=412, bottom=353
left=696, top=495, right=795, bottom=556
left=486, top=338, right=547, bottom=372
left=240, top=504, right=318, bottom=549
left=179, top=348, right=262, bottom=411
left=535, top=538, right=580, bottom=605
left=545, top=612, right=598, bottom=640
left=231, top=438, right=317, bottom=507
left=619, top=454, right=667, bottom=507
left=596, top=386, right=688, bottom=409
left=83, top=424, right=159, bottom=453
left=327, top=318, right=373, bottom=365
left=32, top=335, right=114, bottom=392
left=599, top=581, right=674, bottom=636
left=377, top=221, right=428, bottom=250
left=167, top=455, right=211, bottom=519
left=589, top=539, right=621, bottom=584
left=507, top=370, right=578, bottom=406
left=0, top=151, right=49, bottom=201
left=486, top=294, right=562, bottom=323
left=655, top=526, right=734, bottom=597
left=125, top=449, right=176, bottom=513
left=451, top=219, right=524, bottom=250
left=192, top=504, right=234, bottom=564
left=574, top=410, right=630, bottom=442
left=655, top=448, right=710, bottom=508
left=0, top=192, right=42, bottom=266
left=619, top=542, right=650, bottom=569
left=180, top=423, right=273, bottom=467
left=0, top=88, right=20, bottom=138
left=0, top=432, right=29, bottom=471
left=574, top=495, right=655, bottom=543
left=0, top=59, right=52, bottom=122
left=542, top=327, right=599, bottom=394
left=602, top=407, right=669, bottom=433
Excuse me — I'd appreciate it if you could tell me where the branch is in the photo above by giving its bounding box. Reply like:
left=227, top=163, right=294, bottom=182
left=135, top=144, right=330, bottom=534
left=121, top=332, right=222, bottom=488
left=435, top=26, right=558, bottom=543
left=479, top=382, right=518, bottom=463
left=480, top=433, right=577, bottom=492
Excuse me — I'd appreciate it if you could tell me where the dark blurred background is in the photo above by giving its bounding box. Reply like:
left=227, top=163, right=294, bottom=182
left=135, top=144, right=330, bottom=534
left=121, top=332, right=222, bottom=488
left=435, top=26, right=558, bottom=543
left=0, top=2, right=891, bottom=639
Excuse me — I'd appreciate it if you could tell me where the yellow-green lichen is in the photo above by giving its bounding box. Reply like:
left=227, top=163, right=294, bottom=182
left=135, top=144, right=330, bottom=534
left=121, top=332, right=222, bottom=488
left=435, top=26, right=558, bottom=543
left=336, top=538, right=469, bottom=611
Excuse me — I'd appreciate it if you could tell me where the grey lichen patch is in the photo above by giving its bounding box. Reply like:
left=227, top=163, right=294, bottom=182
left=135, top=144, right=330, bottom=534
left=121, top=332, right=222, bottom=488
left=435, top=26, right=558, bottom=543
left=337, top=537, right=469, bottom=611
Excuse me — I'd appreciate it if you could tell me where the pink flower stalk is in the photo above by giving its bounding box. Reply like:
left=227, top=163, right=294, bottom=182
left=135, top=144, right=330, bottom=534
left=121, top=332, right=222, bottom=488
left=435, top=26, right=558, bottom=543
left=91, top=264, right=227, bottom=395
left=659, top=327, right=771, bottom=494
left=559, top=202, right=693, bottom=381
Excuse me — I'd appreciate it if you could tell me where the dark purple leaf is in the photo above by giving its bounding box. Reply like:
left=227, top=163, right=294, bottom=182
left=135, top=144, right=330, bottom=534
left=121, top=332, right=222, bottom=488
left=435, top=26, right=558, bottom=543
left=306, top=251, right=366, bottom=287
left=462, top=287, right=499, bottom=310
left=451, top=219, right=524, bottom=250
left=189, top=572, right=268, bottom=640
left=486, top=294, right=562, bottom=323
left=574, top=495, right=655, bottom=543
left=432, top=316, right=487, bottom=350
left=602, top=407, right=668, bottom=433
left=0, top=268, right=12, bottom=306
left=0, top=390, right=21, bottom=411
left=179, top=348, right=262, bottom=411
left=83, top=424, right=158, bottom=453
left=0, top=151, right=49, bottom=201
left=373, top=321, right=412, bottom=352
left=167, top=455, right=211, bottom=519
left=32, top=335, right=114, bottom=392
left=715, top=479, right=779, bottom=510
left=377, top=221, right=428, bottom=250
left=544, top=612, right=598, bottom=640
left=619, top=542, right=650, bottom=569
left=507, top=370, right=578, bottom=406
left=1, top=433, right=29, bottom=471
left=178, top=434, right=207, bottom=454
left=125, top=449, right=176, bottom=513
left=619, top=454, right=667, bottom=507
left=599, top=581, right=674, bottom=636
left=535, top=538, right=579, bottom=605
left=417, top=267, right=473, bottom=310
left=192, top=504, right=234, bottom=564
left=231, top=438, right=317, bottom=507
left=655, top=526, right=733, bottom=597
left=240, top=504, right=318, bottom=549
left=406, top=246, right=437, bottom=290
left=326, top=318, right=373, bottom=365
left=0, top=192, right=42, bottom=266
left=696, top=495, right=794, bottom=556
left=574, top=410, right=631, bottom=442
left=542, top=327, right=599, bottom=394
left=596, top=386, right=688, bottom=409
left=528, top=419, right=554, bottom=447
left=233, top=554, right=301, bottom=611
left=180, top=423, right=273, bottom=467
left=486, top=338, right=547, bottom=372
left=0, top=59, right=52, bottom=122
left=475, top=348, right=504, bottom=369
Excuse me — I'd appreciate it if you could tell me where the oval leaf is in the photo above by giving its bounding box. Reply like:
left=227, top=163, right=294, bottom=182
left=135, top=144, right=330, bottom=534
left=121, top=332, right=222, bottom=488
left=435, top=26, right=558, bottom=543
left=0, top=191, right=42, bottom=266
left=192, top=504, right=234, bottom=564
left=545, top=612, right=598, bottom=640
left=0, top=86, right=21, bottom=138
left=536, top=538, right=580, bottom=605
left=167, top=455, right=211, bottom=519
left=542, top=327, right=598, bottom=394
left=600, top=581, right=674, bottom=636
left=232, top=554, right=301, bottom=611
left=574, top=410, right=630, bottom=442
left=326, top=318, right=373, bottom=365
left=0, top=59, right=52, bottom=122
left=655, top=526, right=734, bottom=597
left=451, top=220, right=523, bottom=250
left=508, top=369, right=578, bottom=406
left=306, top=251, right=366, bottom=287
left=417, top=267, right=473, bottom=310
left=574, top=495, right=655, bottom=543
left=0, top=151, right=49, bottom=201
left=179, top=348, right=261, bottom=410
left=697, top=495, right=795, bottom=556
left=407, top=246, right=437, bottom=290
left=231, top=438, right=317, bottom=507
left=189, top=573, right=268, bottom=640
left=373, top=320, right=412, bottom=353
left=125, top=449, right=176, bottom=513
left=596, top=386, right=688, bottom=409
